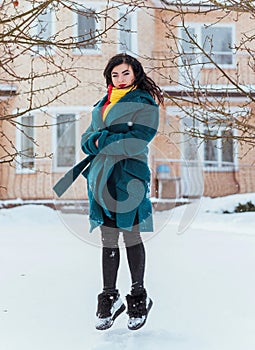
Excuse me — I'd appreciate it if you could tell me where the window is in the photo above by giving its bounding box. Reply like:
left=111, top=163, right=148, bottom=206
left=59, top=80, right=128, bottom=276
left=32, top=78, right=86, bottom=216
left=204, top=132, right=218, bottom=163
left=55, top=114, right=76, bottom=168
left=203, top=127, right=235, bottom=170
left=179, top=24, right=234, bottom=70
left=181, top=114, right=236, bottom=171
left=181, top=115, right=199, bottom=163
left=180, top=26, right=198, bottom=66
left=17, top=115, right=35, bottom=172
left=119, top=9, right=137, bottom=53
left=202, top=26, right=233, bottom=65
left=179, top=26, right=202, bottom=85
left=75, top=8, right=98, bottom=52
left=34, top=8, right=54, bottom=54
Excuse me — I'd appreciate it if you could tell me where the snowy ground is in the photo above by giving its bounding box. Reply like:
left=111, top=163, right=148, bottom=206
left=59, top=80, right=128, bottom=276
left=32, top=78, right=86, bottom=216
left=1, top=193, right=255, bottom=350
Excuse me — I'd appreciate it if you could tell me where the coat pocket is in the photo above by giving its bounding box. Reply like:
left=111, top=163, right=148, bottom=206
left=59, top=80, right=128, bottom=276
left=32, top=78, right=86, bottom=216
left=116, top=159, right=150, bottom=202
left=123, top=159, right=151, bottom=182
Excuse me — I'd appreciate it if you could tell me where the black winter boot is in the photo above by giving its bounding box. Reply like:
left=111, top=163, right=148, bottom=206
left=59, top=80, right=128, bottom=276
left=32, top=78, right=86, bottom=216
left=126, top=289, right=153, bottom=330
left=95, top=290, right=126, bottom=330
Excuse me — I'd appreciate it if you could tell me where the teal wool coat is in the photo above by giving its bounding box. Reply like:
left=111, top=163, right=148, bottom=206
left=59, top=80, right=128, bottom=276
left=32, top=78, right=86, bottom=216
left=81, top=88, right=159, bottom=232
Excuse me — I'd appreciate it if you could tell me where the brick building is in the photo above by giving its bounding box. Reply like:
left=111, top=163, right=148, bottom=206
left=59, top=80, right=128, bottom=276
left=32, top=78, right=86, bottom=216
left=1, top=1, right=254, bottom=205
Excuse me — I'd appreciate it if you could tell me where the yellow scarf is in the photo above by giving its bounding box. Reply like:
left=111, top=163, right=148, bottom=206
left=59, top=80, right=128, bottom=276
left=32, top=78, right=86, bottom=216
left=102, top=85, right=136, bottom=121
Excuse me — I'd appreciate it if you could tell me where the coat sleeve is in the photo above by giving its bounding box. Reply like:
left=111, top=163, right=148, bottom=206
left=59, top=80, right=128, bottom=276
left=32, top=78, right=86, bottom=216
left=81, top=123, right=101, bottom=155
left=96, top=103, right=159, bottom=157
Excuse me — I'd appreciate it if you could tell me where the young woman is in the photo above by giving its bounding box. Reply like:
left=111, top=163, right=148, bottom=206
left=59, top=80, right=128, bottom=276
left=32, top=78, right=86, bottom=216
left=81, top=53, right=164, bottom=331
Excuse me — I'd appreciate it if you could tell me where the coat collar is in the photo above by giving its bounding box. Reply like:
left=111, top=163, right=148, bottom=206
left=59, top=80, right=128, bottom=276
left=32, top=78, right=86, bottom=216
left=92, top=95, right=107, bottom=129
left=93, top=89, right=153, bottom=127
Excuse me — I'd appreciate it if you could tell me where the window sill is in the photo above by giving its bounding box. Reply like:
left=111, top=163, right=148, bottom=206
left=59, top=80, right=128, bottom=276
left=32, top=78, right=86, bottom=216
left=72, top=49, right=101, bottom=56
left=204, top=166, right=236, bottom=172
left=30, top=47, right=55, bottom=57
left=52, top=166, right=76, bottom=173
left=16, top=168, right=36, bottom=175
left=202, top=63, right=236, bottom=70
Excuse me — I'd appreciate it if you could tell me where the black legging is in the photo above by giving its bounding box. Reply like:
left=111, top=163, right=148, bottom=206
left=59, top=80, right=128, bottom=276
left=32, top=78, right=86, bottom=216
left=100, top=215, right=145, bottom=296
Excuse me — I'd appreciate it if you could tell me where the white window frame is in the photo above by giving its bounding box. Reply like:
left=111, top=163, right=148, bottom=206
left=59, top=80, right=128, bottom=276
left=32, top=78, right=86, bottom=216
left=178, top=23, right=236, bottom=72
left=16, top=114, right=36, bottom=174
left=179, top=108, right=238, bottom=172
left=200, top=25, right=235, bottom=68
left=118, top=7, right=138, bottom=55
left=51, top=112, right=80, bottom=172
left=31, top=6, right=56, bottom=56
left=72, top=4, right=101, bottom=55
left=199, top=124, right=238, bottom=172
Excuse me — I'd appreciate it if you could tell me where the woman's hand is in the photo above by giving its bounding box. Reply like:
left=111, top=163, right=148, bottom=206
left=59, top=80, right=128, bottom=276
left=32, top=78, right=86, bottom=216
left=95, top=139, right=99, bottom=148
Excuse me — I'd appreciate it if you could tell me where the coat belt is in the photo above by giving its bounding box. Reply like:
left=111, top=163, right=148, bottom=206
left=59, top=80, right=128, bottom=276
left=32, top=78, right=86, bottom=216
left=53, top=155, right=94, bottom=197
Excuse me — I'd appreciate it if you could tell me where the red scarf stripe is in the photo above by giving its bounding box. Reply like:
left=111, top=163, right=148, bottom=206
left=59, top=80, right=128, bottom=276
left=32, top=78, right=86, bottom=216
left=102, top=84, right=113, bottom=117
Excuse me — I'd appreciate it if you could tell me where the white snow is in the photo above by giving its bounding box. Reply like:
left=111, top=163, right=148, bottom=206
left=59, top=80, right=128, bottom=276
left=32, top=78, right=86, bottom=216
left=1, top=193, right=255, bottom=350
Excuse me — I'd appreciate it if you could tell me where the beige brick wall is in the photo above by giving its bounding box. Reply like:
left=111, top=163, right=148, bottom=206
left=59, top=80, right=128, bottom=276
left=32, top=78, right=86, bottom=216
left=1, top=4, right=158, bottom=201
left=2, top=3, right=255, bottom=201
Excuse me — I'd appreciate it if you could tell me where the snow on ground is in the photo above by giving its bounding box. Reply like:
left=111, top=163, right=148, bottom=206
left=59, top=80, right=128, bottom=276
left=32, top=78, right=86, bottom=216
left=0, top=194, right=255, bottom=350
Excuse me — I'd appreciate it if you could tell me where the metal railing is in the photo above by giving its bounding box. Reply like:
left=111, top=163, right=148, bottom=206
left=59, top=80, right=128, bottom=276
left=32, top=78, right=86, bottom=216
left=152, top=158, right=254, bottom=199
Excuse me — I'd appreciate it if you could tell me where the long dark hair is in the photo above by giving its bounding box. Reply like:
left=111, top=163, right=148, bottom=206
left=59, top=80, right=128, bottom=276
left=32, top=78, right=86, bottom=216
left=103, top=53, right=164, bottom=105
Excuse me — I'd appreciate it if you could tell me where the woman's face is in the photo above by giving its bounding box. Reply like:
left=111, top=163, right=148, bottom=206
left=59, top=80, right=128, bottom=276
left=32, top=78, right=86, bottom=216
left=110, top=63, right=135, bottom=89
